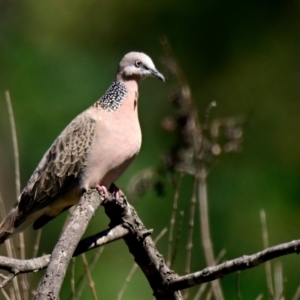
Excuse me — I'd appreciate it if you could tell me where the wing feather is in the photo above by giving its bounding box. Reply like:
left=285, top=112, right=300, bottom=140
left=16, top=113, right=96, bottom=224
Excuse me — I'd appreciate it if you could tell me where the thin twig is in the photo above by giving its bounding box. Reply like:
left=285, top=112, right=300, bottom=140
left=1, top=288, right=11, bottom=300
left=9, top=287, right=16, bottom=300
left=274, top=262, right=284, bottom=300
left=183, top=177, right=197, bottom=300
left=154, top=228, right=168, bottom=244
left=198, top=166, right=224, bottom=300
left=171, top=210, right=184, bottom=268
left=32, top=229, right=42, bottom=258
left=236, top=271, right=242, bottom=300
left=193, top=249, right=226, bottom=300
left=167, top=174, right=183, bottom=267
left=20, top=275, right=28, bottom=300
left=5, top=91, right=27, bottom=300
left=0, top=273, right=15, bottom=289
left=73, top=247, right=104, bottom=300
left=205, top=287, right=212, bottom=300
left=198, top=101, right=217, bottom=155
left=169, top=239, right=300, bottom=290
left=4, top=241, right=21, bottom=300
left=184, top=178, right=197, bottom=274
left=117, top=262, right=138, bottom=300
left=0, top=193, right=7, bottom=221
left=193, top=283, right=207, bottom=300
left=260, top=209, right=274, bottom=298
left=198, top=168, right=213, bottom=264
left=0, top=225, right=128, bottom=289
left=4, top=91, right=20, bottom=202
left=0, top=195, right=17, bottom=293
left=292, top=285, right=300, bottom=300
left=117, top=228, right=168, bottom=300
left=4, top=92, right=24, bottom=259
left=81, top=253, right=99, bottom=300
left=2, top=227, right=300, bottom=295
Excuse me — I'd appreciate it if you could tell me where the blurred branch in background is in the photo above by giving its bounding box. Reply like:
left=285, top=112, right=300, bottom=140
left=161, top=38, right=247, bottom=300
left=3, top=92, right=27, bottom=300
left=128, top=39, right=249, bottom=299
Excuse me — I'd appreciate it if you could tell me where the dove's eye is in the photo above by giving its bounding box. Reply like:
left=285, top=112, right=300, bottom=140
left=135, top=60, right=142, bottom=68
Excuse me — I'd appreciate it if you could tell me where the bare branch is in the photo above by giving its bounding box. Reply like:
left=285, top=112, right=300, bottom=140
left=33, top=190, right=105, bottom=299
left=274, top=262, right=284, bottom=299
left=184, top=177, right=197, bottom=275
left=72, top=247, right=105, bottom=300
left=169, top=239, right=300, bottom=290
left=5, top=91, right=28, bottom=300
left=260, top=209, right=274, bottom=297
left=117, top=227, right=168, bottom=300
left=0, top=255, right=51, bottom=277
left=0, top=224, right=128, bottom=288
left=167, top=175, right=182, bottom=267
left=4, top=91, right=20, bottom=202
left=103, top=192, right=182, bottom=300
left=0, top=274, right=15, bottom=289
left=2, top=190, right=300, bottom=298
left=193, top=249, right=226, bottom=300
left=292, top=285, right=300, bottom=300
left=1, top=286, right=11, bottom=300
left=198, top=168, right=224, bottom=300
left=73, top=224, right=128, bottom=256
left=80, top=253, right=98, bottom=300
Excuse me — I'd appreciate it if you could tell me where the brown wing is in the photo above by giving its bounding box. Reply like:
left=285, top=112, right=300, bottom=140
left=15, top=113, right=96, bottom=226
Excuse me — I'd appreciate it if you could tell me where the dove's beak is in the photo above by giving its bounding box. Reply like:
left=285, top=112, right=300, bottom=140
left=150, top=69, right=165, bottom=82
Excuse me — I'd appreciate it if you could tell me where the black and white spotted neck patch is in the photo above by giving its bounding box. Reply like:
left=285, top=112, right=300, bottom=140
left=94, top=81, right=127, bottom=112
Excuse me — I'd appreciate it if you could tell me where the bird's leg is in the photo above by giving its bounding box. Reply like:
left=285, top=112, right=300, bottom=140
left=109, top=183, right=120, bottom=200
left=95, top=184, right=109, bottom=198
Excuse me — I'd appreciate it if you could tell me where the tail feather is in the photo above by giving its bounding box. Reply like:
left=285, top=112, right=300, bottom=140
left=0, top=231, right=12, bottom=244
left=0, top=206, right=19, bottom=244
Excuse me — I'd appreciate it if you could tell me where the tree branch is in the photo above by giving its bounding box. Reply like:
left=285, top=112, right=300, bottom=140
left=33, top=190, right=105, bottom=300
left=0, top=224, right=128, bottom=288
left=2, top=190, right=300, bottom=299
left=103, top=192, right=182, bottom=300
left=168, top=239, right=300, bottom=290
left=73, top=224, right=129, bottom=256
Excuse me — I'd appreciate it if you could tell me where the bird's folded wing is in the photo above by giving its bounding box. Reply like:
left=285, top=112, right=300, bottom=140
left=17, top=113, right=96, bottom=219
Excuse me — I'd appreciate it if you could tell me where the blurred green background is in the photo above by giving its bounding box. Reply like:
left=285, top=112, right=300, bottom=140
left=0, top=0, right=300, bottom=299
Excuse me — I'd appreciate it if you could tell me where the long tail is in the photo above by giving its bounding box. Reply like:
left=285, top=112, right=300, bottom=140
left=0, top=231, right=11, bottom=244
left=0, top=205, right=19, bottom=244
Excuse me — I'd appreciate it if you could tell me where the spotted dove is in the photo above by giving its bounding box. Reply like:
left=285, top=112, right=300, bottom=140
left=0, top=52, right=164, bottom=244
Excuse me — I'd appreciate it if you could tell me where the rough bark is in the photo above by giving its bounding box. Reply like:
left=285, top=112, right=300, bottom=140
left=33, top=190, right=104, bottom=300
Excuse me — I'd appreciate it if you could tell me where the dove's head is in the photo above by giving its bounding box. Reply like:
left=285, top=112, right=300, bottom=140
left=116, top=52, right=165, bottom=83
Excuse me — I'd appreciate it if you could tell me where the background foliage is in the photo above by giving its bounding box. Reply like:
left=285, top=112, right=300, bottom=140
left=0, top=0, right=300, bottom=298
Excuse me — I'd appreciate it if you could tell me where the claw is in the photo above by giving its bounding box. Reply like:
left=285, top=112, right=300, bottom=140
left=95, top=184, right=109, bottom=198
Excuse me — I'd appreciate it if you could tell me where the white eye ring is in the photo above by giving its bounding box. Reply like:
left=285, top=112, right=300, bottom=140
left=135, top=60, right=142, bottom=67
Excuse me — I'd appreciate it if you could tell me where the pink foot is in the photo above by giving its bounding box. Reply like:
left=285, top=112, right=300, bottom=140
left=110, top=183, right=120, bottom=200
left=96, top=184, right=109, bottom=198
